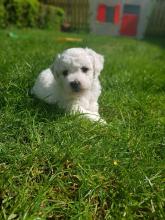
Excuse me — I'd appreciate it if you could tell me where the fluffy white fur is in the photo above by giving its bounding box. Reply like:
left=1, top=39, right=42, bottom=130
left=31, top=48, right=106, bottom=123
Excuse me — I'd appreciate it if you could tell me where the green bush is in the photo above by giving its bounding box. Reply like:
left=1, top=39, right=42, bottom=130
left=38, top=4, right=64, bottom=30
left=4, top=0, right=39, bottom=27
left=0, top=2, right=6, bottom=28
left=2, top=0, right=64, bottom=30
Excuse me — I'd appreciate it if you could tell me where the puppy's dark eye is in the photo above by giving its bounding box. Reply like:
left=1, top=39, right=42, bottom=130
left=62, top=70, right=68, bottom=77
left=81, top=66, right=89, bottom=73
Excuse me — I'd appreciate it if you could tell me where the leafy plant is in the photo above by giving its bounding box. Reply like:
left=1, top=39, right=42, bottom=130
left=4, top=0, right=39, bottom=27
left=38, top=4, right=64, bottom=30
left=0, top=2, right=6, bottom=28
left=3, top=0, right=64, bottom=29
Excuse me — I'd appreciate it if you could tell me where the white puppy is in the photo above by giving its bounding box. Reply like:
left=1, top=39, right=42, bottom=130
left=31, top=48, right=106, bottom=123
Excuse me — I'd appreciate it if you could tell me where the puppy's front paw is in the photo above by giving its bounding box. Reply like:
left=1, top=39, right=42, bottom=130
left=99, top=118, right=107, bottom=125
left=86, top=113, right=107, bottom=125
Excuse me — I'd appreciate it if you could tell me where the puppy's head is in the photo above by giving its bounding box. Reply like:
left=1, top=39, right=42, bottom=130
left=51, top=48, right=104, bottom=95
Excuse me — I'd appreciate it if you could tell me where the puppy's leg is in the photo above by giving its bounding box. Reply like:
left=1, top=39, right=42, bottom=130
left=88, top=99, right=107, bottom=124
left=71, top=105, right=106, bottom=124
left=31, top=69, right=57, bottom=104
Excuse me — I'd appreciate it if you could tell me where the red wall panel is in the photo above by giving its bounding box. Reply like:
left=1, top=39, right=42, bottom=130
left=120, top=14, right=138, bottom=36
left=114, top=4, right=121, bottom=24
left=97, top=4, right=106, bottom=22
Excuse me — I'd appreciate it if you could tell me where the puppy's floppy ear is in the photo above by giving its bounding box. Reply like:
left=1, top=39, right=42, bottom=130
left=50, top=54, right=61, bottom=78
left=85, top=48, right=104, bottom=77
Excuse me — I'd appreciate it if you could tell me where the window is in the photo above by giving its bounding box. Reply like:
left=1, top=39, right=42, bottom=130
left=97, top=4, right=121, bottom=24
left=106, top=6, right=115, bottom=22
left=124, top=4, right=140, bottom=15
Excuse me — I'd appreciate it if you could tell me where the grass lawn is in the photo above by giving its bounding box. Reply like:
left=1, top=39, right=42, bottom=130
left=0, top=28, right=165, bottom=219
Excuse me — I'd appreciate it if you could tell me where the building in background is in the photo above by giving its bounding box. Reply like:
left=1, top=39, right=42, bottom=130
left=90, top=0, right=154, bottom=38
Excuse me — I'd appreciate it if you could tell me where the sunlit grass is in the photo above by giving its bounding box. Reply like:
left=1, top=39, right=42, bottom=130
left=0, top=29, right=165, bottom=219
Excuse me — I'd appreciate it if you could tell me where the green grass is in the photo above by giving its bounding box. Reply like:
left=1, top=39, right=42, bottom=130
left=0, top=28, right=165, bottom=220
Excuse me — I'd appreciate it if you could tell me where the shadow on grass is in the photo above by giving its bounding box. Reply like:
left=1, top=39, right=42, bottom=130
left=144, top=36, right=165, bottom=49
left=26, top=94, right=67, bottom=123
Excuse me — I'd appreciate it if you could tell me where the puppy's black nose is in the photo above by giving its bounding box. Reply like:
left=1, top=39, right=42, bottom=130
left=70, top=80, right=81, bottom=92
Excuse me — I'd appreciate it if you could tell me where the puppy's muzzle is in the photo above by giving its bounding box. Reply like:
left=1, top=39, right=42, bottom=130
left=70, top=80, right=81, bottom=92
